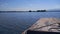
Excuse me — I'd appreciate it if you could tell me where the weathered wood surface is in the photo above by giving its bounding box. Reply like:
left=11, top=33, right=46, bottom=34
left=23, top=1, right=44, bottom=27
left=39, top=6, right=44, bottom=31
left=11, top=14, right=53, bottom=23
left=22, top=18, right=60, bottom=34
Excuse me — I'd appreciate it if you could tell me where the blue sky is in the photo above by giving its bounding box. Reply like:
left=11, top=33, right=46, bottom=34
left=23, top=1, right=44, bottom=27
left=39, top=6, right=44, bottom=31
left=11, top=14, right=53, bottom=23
left=0, top=0, right=60, bottom=11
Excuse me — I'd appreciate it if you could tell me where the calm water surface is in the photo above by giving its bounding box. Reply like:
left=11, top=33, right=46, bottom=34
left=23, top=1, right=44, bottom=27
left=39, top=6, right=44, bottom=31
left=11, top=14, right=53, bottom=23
left=0, top=12, right=60, bottom=34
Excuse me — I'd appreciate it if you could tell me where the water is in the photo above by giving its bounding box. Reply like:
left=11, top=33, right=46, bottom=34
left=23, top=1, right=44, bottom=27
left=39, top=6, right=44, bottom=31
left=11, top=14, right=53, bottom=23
left=0, top=12, right=60, bottom=34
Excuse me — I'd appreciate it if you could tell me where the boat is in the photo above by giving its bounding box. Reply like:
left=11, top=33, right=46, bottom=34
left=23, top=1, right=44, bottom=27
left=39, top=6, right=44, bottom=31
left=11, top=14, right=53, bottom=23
left=22, top=18, right=60, bottom=34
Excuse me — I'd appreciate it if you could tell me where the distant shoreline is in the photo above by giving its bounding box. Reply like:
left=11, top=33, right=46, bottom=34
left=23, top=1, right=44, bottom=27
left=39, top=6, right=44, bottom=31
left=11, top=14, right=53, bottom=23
left=0, top=11, right=60, bottom=13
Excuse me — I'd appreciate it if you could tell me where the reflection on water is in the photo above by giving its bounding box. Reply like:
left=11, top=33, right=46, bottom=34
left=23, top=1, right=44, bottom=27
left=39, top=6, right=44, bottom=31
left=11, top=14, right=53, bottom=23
left=0, top=12, right=60, bottom=34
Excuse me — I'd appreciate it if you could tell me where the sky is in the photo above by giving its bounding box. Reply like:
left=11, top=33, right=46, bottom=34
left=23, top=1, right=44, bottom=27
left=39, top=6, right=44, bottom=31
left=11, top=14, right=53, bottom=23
left=0, top=0, right=60, bottom=11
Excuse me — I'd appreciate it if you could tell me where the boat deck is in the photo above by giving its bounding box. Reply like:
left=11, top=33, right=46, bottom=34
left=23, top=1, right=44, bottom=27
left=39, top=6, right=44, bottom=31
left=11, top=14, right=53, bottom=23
left=22, top=18, right=60, bottom=34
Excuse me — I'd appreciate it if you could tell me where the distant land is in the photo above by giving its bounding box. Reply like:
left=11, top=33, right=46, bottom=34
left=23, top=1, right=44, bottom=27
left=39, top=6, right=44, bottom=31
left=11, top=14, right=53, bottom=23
left=0, top=9, right=60, bottom=13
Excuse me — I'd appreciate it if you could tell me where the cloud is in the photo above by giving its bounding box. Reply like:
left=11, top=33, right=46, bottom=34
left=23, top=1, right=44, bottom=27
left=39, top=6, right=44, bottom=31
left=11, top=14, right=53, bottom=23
left=0, top=2, right=8, bottom=8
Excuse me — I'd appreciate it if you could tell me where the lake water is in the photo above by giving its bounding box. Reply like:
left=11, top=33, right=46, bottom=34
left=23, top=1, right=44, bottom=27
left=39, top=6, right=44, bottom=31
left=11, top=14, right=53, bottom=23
left=0, top=12, right=60, bottom=34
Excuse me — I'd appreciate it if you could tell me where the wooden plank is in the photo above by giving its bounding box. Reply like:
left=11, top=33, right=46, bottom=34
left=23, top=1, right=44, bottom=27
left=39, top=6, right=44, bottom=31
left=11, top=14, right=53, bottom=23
left=22, top=18, right=60, bottom=34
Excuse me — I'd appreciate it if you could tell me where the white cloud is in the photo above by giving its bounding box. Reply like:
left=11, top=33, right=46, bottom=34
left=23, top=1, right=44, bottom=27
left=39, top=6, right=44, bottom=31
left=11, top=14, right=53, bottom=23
left=0, top=2, right=8, bottom=8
